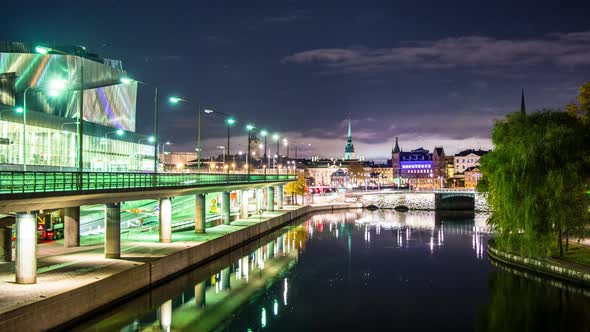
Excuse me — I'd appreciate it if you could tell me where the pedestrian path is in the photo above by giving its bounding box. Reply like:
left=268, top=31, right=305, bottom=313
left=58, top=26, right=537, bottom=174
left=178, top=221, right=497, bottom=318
left=0, top=206, right=301, bottom=315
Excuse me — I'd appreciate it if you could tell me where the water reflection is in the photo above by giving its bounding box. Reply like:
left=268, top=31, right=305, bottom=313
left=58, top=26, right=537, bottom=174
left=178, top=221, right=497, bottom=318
left=74, top=210, right=590, bottom=331
left=479, top=264, right=590, bottom=331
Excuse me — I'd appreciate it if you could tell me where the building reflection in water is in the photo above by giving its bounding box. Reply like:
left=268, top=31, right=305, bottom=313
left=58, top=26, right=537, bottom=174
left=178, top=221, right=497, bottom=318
left=314, top=209, right=490, bottom=259
left=79, top=210, right=490, bottom=331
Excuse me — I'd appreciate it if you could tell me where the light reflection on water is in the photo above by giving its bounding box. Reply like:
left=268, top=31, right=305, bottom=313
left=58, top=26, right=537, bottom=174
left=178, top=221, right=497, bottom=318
left=74, top=209, right=590, bottom=332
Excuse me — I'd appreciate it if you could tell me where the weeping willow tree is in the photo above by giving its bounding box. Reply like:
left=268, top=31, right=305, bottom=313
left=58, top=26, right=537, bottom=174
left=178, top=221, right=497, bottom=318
left=480, top=110, right=590, bottom=257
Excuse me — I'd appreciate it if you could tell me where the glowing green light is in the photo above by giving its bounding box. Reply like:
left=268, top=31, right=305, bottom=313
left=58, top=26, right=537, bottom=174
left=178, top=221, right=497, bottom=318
left=15, top=107, right=24, bottom=113
left=273, top=299, right=278, bottom=316
left=272, top=133, right=279, bottom=140
left=35, top=46, right=50, bottom=54
left=226, top=118, right=236, bottom=125
left=261, top=307, right=267, bottom=328
left=148, top=136, right=155, bottom=143
left=116, top=129, right=124, bottom=136
left=246, top=124, right=255, bottom=131
left=120, top=77, right=133, bottom=84
left=260, top=130, right=268, bottom=137
left=169, top=97, right=181, bottom=103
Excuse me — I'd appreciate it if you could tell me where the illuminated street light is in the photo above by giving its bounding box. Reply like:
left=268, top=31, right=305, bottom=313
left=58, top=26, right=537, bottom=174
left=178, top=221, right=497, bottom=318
left=225, top=117, right=236, bottom=174
left=105, top=129, right=124, bottom=139
left=273, top=133, right=280, bottom=162
left=35, top=46, right=49, bottom=54
left=246, top=124, right=255, bottom=177
left=120, top=77, right=160, bottom=171
left=36, top=45, right=85, bottom=176
left=21, top=79, right=67, bottom=171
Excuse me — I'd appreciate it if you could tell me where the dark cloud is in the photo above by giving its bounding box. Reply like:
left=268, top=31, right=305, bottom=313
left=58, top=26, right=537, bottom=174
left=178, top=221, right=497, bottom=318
left=283, top=31, right=590, bottom=74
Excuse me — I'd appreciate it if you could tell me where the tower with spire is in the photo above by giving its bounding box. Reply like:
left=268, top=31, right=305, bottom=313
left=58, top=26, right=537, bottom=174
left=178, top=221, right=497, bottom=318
left=344, top=114, right=355, bottom=160
left=391, top=137, right=401, bottom=178
left=521, top=88, right=526, bottom=114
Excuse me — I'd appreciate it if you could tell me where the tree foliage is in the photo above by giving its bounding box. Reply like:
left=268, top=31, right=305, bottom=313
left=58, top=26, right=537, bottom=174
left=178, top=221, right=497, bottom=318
left=480, top=109, right=590, bottom=257
left=565, top=81, right=590, bottom=124
left=347, top=162, right=365, bottom=184
left=284, top=173, right=307, bottom=204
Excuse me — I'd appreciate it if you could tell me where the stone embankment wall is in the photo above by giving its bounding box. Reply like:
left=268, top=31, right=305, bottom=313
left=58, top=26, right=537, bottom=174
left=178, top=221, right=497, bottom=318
left=488, top=241, right=590, bottom=286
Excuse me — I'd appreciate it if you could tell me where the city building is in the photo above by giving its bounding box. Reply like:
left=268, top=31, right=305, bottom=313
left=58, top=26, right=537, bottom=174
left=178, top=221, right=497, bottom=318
left=0, top=41, right=154, bottom=172
left=464, top=166, right=482, bottom=188
left=391, top=137, right=447, bottom=189
left=453, top=149, right=489, bottom=173
left=159, top=151, right=197, bottom=171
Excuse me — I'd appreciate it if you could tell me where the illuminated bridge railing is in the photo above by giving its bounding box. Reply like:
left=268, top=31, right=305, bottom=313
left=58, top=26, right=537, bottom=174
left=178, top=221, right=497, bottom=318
left=0, top=171, right=296, bottom=195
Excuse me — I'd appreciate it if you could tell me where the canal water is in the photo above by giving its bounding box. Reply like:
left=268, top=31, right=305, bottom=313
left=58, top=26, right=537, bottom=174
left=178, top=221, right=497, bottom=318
left=73, top=210, right=590, bottom=331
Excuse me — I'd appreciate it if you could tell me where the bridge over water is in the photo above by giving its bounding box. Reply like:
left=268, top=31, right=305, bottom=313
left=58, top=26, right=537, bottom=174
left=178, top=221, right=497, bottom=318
left=346, top=189, right=490, bottom=211
left=0, top=170, right=296, bottom=284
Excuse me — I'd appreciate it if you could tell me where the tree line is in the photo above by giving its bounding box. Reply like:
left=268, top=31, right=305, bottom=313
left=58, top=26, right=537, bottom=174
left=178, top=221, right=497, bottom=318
left=478, top=82, right=590, bottom=257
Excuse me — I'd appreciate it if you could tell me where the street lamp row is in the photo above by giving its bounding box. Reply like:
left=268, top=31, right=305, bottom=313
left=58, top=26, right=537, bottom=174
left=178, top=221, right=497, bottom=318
left=28, top=45, right=289, bottom=176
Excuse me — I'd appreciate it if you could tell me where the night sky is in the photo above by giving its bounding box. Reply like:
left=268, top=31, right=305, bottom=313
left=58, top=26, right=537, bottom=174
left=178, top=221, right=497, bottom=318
left=2, top=0, right=590, bottom=160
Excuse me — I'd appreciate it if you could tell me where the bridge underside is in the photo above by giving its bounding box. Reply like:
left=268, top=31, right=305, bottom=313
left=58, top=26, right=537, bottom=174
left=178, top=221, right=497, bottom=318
left=0, top=180, right=290, bottom=214
left=435, top=195, right=475, bottom=211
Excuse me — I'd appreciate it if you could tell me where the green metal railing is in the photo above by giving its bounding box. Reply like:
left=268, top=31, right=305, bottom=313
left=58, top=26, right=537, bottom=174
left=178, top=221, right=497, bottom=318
left=0, top=171, right=296, bottom=195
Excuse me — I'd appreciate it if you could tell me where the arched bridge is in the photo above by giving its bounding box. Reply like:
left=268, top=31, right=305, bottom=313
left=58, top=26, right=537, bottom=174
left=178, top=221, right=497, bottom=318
left=346, top=190, right=489, bottom=211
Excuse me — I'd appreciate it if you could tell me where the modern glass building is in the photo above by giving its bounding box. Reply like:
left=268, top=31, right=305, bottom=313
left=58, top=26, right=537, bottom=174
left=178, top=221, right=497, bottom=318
left=0, top=41, right=155, bottom=172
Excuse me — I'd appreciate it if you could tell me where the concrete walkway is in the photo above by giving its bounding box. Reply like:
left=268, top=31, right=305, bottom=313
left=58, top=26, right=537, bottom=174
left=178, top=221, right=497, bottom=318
left=0, top=206, right=300, bottom=316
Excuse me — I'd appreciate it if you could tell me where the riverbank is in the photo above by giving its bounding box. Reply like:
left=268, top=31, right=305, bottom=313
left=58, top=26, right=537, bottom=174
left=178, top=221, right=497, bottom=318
left=487, top=239, right=590, bottom=287
left=0, top=203, right=355, bottom=332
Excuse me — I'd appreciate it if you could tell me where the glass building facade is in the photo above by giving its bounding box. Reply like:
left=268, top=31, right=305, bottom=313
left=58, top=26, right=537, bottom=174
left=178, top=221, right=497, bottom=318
left=0, top=42, right=155, bottom=172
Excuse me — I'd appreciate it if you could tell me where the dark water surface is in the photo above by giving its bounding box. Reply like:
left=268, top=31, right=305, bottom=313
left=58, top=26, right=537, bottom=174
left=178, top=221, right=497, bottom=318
left=74, top=210, right=590, bottom=331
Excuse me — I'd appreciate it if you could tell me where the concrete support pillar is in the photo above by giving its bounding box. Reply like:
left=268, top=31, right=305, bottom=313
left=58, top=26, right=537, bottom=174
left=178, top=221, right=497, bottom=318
left=0, top=226, right=12, bottom=262
left=159, top=299, right=172, bottom=332
left=64, top=206, right=80, bottom=247
left=277, top=185, right=284, bottom=209
left=241, top=256, right=249, bottom=279
left=268, top=239, right=275, bottom=259
left=267, top=187, right=275, bottom=212
left=15, top=212, right=37, bottom=284
left=222, top=192, right=231, bottom=225
left=221, top=266, right=231, bottom=290
left=256, top=189, right=264, bottom=213
left=159, top=198, right=172, bottom=243
left=195, top=280, right=207, bottom=308
left=105, top=203, right=121, bottom=259
left=278, top=234, right=284, bottom=254
left=195, top=194, right=206, bottom=233
left=240, top=190, right=249, bottom=219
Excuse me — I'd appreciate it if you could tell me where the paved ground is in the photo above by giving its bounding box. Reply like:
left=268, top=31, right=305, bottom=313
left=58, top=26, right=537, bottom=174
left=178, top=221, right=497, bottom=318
left=0, top=206, right=300, bottom=315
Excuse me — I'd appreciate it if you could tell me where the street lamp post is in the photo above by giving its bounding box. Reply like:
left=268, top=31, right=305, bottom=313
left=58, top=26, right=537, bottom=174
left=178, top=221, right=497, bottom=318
left=260, top=130, right=268, bottom=168
left=121, top=78, right=158, bottom=173
left=20, top=79, right=67, bottom=171
left=246, top=124, right=255, bottom=178
left=36, top=46, right=84, bottom=175
left=273, top=133, right=279, bottom=163
left=225, top=118, right=235, bottom=174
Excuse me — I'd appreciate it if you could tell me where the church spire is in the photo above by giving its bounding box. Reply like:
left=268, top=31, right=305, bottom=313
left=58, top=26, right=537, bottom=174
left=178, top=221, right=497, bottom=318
left=347, top=113, right=352, bottom=138
left=392, top=137, right=400, bottom=153
left=344, top=113, right=355, bottom=160
left=521, top=88, right=526, bottom=114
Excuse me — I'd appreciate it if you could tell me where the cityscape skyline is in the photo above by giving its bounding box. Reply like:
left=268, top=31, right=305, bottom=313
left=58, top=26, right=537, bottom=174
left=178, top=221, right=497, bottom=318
left=1, top=1, right=589, bottom=158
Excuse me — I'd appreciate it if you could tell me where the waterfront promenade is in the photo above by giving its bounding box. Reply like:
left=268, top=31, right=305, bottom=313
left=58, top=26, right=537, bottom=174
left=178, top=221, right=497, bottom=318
left=0, top=203, right=352, bottom=331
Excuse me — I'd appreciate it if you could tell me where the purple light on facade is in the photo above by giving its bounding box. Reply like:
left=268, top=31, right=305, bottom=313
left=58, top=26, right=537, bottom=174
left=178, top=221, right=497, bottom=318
left=97, top=87, right=121, bottom=128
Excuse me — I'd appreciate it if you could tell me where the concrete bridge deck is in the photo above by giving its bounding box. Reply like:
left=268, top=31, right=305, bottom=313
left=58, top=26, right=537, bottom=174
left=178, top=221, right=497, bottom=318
left=0, top=171, right=296, bottom=213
